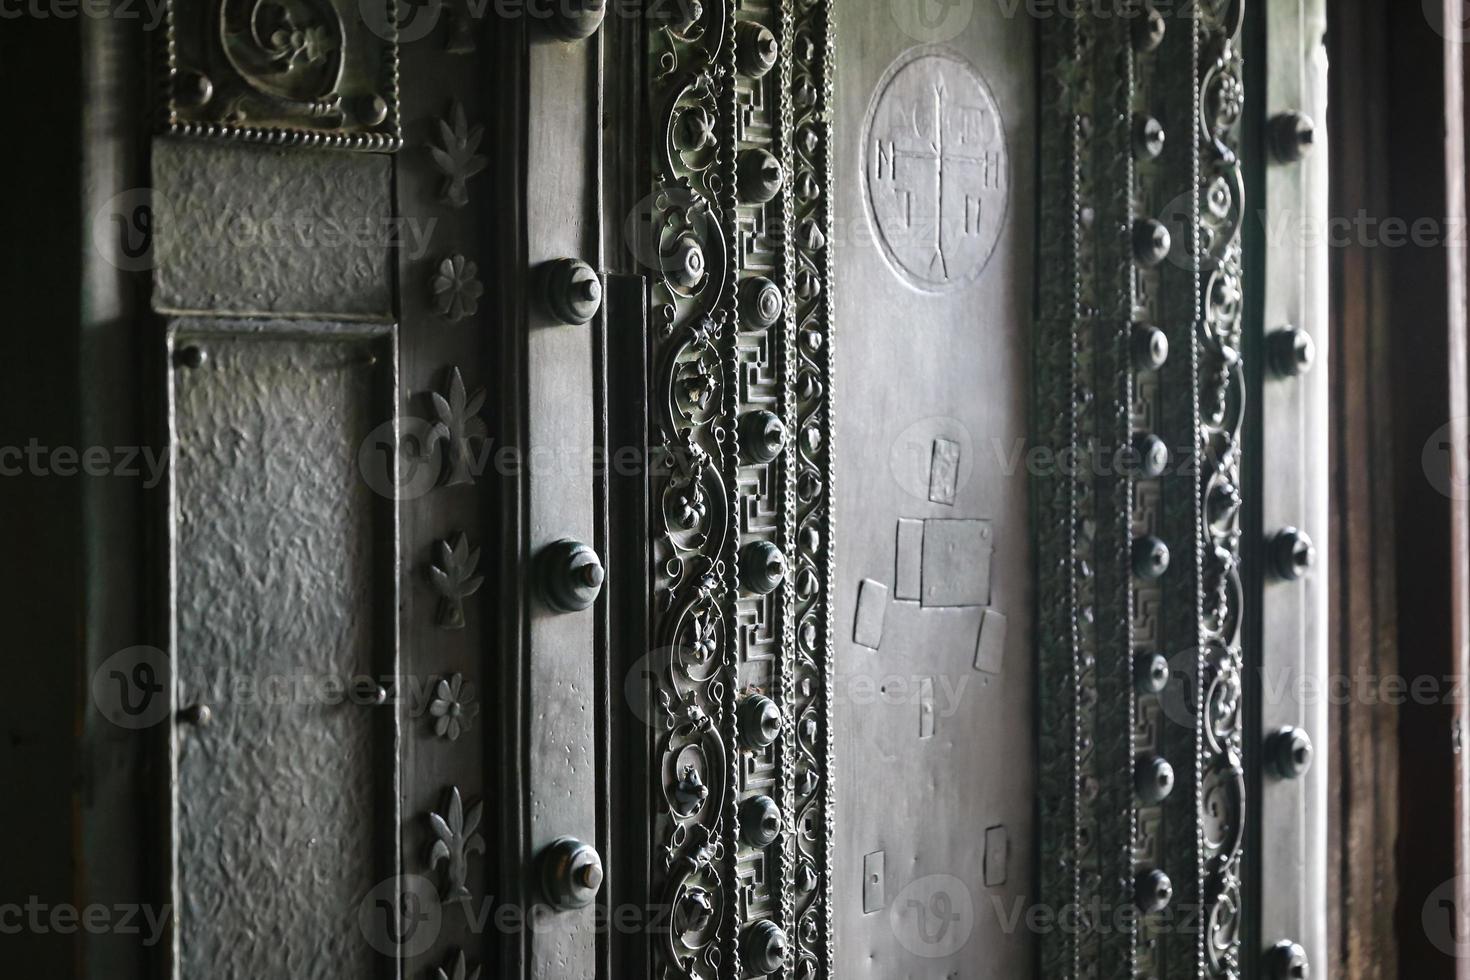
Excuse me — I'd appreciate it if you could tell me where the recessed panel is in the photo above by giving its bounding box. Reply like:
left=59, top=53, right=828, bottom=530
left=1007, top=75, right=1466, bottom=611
left=172, top=329, right=395, bottom=978
left=836, top=11, right=1035, bottom=979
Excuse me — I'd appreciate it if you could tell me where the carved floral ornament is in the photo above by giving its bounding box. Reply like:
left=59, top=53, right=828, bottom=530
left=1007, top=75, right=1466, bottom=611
left=646, top=0, right=835, bottom=974
left=161, top=0, right=401, bottom=149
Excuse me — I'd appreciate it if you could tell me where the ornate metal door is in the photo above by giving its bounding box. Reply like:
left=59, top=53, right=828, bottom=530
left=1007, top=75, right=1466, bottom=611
left=69, top=0, right=1326, bottom=977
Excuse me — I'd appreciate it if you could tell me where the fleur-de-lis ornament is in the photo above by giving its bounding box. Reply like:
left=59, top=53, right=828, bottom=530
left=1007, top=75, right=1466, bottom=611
left=428, top=532, right=483, bottom=630
left=426, top=367, right=487, bottom=487
left=428, top=786, right=484, bottom=905
left=428, top=101, right=487, bottom=208
left=434, top=950, right=481, bottom=980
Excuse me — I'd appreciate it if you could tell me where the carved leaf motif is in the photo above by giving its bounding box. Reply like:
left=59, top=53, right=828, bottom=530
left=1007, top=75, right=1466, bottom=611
left=428, top=532, right=484, bottom=630
left=434, top=949, right=481, bottom=980
left=426, top=367, right=488, bottom=487
left=428, top=786, right=485, bottom=905
left=429, top=102, right=487, bottom=208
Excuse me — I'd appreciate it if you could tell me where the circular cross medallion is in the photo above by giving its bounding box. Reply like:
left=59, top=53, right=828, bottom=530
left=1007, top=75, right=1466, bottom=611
left=863, top=48, right=1009, bottom=292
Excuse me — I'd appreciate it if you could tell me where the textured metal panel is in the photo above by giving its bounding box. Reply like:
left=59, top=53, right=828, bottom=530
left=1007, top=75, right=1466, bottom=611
left=835, top=5, right=1035, bottom=979
left=152, top=138, right=393, bottom=318
left=171, top=327, right=396, bottom=978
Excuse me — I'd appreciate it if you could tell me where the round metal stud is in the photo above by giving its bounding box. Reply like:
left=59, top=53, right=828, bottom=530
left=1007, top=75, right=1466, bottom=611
left=1132, top=219, right=1172, bottom=266
left=740, top=541, right=787, bottom=595
left=1267, top=326, right=1316, bottom=378
left=354, top=678, right=390, bottom=705
left=544, top=258, right=603, bottom=325
left=359, top=93, right=390, bottom=127
left=1269, top=527, right=1315, bottom=581
left=1133, top=115, right=1166, bottom=160
left=1134, top=652, right=1170, bottom=695
left=174, top=345, right=208, bottom=369
left=740, top=410, right=788, bottom=464
left=538, top=836, right=604, bottom=911
left=1132, top=536, right=1171, bottom=580
left=176, top=70, right=214, bottom=109
left=740, top=275, right=784, bottom=327
left=738, top=148, right=784, bottom=204
left=537, top=539, right=605, bottom=612
left=741, top=919, right=789, bottom=975
left=1131, top=433, right=1170, bottom=478
left=664, top=234, right=707, bottom=291
left=1266, top=940, right=1310, bottom=979
left=1269, top=111, right=1316, bottom=163
left=1132, top=6, right=1166, bottom=52
left=1268, top=726, right=1314, bottom=780
left=548, top=0, right=606, bottom=40
left=1135, top=755, right=1175, bottom=804
left=736, top=21, right=779, bottom=78
left=1131, top=324, right=1169, bottom=371
left=1135, top=869, right=1173, bottom=913
left=739, top=795, right=783, bottom=847
left=179, top=703, right=212, bottom=727
left=739, top=694, right=783, bottom=749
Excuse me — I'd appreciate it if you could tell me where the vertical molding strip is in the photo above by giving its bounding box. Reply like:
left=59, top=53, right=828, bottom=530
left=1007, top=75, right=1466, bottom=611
left=1038, top=3, right=1248, bottom=978
left=645, top=0, right=833, bottom=973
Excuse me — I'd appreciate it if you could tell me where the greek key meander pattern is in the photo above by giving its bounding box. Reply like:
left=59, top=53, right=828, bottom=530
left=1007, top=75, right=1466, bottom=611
left=1038, top=3, right=1247, bottom=978
left=647, top=0, right=833, bottom=975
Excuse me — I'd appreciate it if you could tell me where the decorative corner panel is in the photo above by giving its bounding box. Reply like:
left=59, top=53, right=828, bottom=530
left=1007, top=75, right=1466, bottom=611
left=1036, top=2, right=1248, bottom=978
left=645, top=0, right=834, bottom=974
left=160, top=0, right=402, bottom=150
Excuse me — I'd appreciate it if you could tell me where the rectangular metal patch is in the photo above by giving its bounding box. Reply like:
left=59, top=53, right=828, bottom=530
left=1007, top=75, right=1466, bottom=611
left=984, top=826, right=1009, bottom=886
left=854, top=578, right=890, bottom=649
left=974, top=608, right=1008, bottom=675
left=863, top=851, right=886, bottom=913
left=895, top=518, right=924, bottom=600
left=921, top=518, right=994, bottom=607
left=919, top=677, right=936, bottom=738
left=929, top=438, right=961, bottom=504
